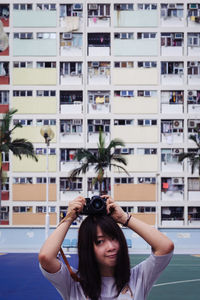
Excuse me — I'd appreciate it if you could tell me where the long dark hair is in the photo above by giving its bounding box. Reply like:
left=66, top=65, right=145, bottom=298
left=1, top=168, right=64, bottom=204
left=77, top=215, right=130, bottom=300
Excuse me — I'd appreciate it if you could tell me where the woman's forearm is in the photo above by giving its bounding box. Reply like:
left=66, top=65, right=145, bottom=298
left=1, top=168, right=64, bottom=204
left=127, top=216, right=174, bottom=255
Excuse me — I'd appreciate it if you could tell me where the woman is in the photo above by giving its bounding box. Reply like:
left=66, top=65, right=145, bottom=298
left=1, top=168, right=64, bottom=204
left=39, top=195, right=174, bottom=300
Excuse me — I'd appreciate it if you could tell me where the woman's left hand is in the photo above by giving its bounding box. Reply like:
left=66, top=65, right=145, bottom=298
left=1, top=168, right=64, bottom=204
left=101, top=195, right=127, bottom=225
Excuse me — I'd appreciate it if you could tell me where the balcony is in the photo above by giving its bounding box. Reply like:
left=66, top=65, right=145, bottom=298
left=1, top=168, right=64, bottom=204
left=60, top=33, right=82, bottom=56
left=60, top=91, right=83, bottom=114
left=60, top=62, right=83, bottom=85
left=161, top=178, right=184, bottom=201
left=88, top=4, right=110, bottom=28
left=88, top=91, right=110, bottom=114
left=160, top=4, right=184, bottom=27
left=60, top=3, right=83, bottom=31
left=0, top=62, right=9, bottom=85
left=187, top=61, right=200, bottom=85
left=188, top=178, right=200, bottom=201
left=161, top=32, right=184, bottom=56
left=88, top=33, right=110, bottom=56
left=187, top=4, right=200, bottom=28
left=161, top=206, right=184, bottom=227
left=161, top=120, right=184, bottom=144
left=88, top=119, right=110, bottom=144
left=161, top=149, right=183, bottom=172
left=60, top=177, right=82, bottom=202
left=60, top=119, right=83, bottom=144
left=187, top=90, right=200, bottom=113
left=161, top=91, right=184, bottom=114
left=88, top=62, right=110, bottom=85
left=0, top=4, right=9, bottom=26
left=161, top=62, right=184, bottom=85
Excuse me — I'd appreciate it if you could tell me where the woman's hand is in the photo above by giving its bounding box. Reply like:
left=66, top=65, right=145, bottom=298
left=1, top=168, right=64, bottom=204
left=102, top=195, right=127, bottom=225
left=66, top=195, right=86, bottom=223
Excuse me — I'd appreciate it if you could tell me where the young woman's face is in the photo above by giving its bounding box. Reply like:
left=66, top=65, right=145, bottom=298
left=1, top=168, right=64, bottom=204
left=93, top=226, right=120, bottom=276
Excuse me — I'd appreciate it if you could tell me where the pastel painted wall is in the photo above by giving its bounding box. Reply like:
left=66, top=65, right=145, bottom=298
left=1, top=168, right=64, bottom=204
left=114, top=183, right=156, bottom=201
left=13, top=39, right=57, bottom=56
left=12, top=97, right=57, bottom=114
left=13, top=11, right=57, bottom=27
left=12, top=213, right=57, bottom=226
left=113, top=68, right=158, bottom=85
left=113, top=126, right=158, bottom=143
left=113, top=97, right=158, bottom=114
left=114, top=154, right=158, bottom=172
left=12, top=156, right=57, bottom=172
left=13, top=184, right=57, bottom=201
left=12, top=125, right=57, bottom=143
left=13, top=69, right=57, bottom=86
left=114, top=39, right=158, bottom=56
left=114, top=10, right=158, bottom=27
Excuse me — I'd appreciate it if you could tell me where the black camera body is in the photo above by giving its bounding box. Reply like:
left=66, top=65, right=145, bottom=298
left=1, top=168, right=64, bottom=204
left=81, top=196, right=107, bottom=215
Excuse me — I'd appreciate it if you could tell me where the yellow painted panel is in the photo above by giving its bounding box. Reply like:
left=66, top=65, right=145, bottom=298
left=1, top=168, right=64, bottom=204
left=12, top=97, right=57, bottom=114
left=115, top=154, right=158, bottom=172
left=113, top=125, right=158, bottom=143
left=113, top=97, right=158, bottom=114
left=132, top=213, right=155, bottom=225
left=12, top=213, right=57, bottom=225
left=13, top=68, right=57, bottom=85
left=13, top=184, right=56, bottom=201
left=113, top=68, right=158, bottom=85
left=12, top=155, right=57, bottom=172
left=12, top=126, right=57, bottom=143
left=114, top=183, right=156, bottom=201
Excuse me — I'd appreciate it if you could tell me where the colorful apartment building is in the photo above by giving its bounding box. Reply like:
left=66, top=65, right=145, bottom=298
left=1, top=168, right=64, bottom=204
left=0, top=1, right=200, bottom=232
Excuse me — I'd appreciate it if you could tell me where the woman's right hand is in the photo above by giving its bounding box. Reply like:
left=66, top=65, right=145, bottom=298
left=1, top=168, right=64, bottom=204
left=66, top=195, right=86, bottom=223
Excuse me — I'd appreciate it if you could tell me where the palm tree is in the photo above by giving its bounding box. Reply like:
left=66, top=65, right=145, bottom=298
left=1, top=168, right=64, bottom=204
left=70, top=130, right=129, bottom=195
left=0, top=109, right=38, bottom=222
left=178, top=126, right=200, bottom=175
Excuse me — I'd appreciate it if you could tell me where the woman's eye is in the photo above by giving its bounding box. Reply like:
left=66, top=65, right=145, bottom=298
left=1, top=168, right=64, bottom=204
left=96, top=239, right=104, bottom=245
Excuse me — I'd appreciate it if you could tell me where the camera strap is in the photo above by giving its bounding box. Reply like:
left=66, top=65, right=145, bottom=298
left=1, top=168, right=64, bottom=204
left=57, top=216, right=80, bottom=282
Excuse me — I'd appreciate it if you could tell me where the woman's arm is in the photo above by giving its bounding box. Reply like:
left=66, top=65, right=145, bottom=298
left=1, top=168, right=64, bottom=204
left=106, top=196, right=174, bottom=256
left=38, top=196, right=85, bottom=273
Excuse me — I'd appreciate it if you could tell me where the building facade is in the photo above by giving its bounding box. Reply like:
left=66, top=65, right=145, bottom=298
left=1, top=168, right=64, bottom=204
left=0, top=0, right=200, bottom=231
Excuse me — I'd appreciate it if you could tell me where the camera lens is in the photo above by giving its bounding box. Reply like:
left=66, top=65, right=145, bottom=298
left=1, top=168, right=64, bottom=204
left=91, top=197, right=103, bottom=211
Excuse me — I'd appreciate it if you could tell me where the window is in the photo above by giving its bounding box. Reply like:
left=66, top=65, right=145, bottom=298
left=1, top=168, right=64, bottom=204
left=114, top=61, right=134, bottom=68
left=36, top=4, right=56, bottom=11
left=114, top=177, right=134, bottom=184
left=13, top=61, right=33, bottom=68
left=36, top=148, right=56, bottom=155
left=137, top=119, right=157, bottom=126
left=87, top=120, right=110, bottom=133
left=138, top=206, right=156, bottom=213
left=13, top=177, right=33, bottom=184
left=137, top=148, right=157, bottom=155
left=88, top=4, right=110, bottom=17
left=37, top=62, right=56, bottom=68
left=60, top=120, right=83, bottom=134
left=36, top=119, right=56, bottom=126
left=36, top=177, right=56, bottom=183
left=60, top=177, right=82, bottom=191
left=137, top=32, right=156, bottom=39
left=14, top=32, right=33, bottom=39
left=13, top=4, right=32, bottom=10
left=13, top=119, right=33, bottom=126
left=138, top=4, right=157, bottom=10
left=37, top=33, right=56, bottom=39
left=13, top=206, right=33, bottom=213
left=114, top=33, right=134, bottom=40
left=138, top=61, right=157, bottom=68
left=138, top=177, right=156, bottom=184
left=13, top=90, right=32, bottom=97
left=114, top=119, right=134, bottom=126
left=0, top=91, right=9, bottom=104
left=36, top=90, right=56, bottom=97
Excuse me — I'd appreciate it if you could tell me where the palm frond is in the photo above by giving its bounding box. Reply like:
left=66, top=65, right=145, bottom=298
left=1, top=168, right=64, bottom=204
left=178, top=152, right=195, bottom=162
left=110, top=163, right=130, bottom=176
left=6, top=139, right=38, bottom=161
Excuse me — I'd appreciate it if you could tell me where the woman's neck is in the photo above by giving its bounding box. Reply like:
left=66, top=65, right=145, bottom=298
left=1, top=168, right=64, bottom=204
left=100, top=265, right=114, bottom=277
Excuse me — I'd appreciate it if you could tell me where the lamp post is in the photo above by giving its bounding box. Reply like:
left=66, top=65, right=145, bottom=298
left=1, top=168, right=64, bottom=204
left=40, top=126, right=54, bottom=240
left=155, top=173, right=160, bottom=229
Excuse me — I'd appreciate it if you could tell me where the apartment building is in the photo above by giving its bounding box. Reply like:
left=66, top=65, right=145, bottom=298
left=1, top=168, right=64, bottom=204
left=1, top=1, right=200, bottom=232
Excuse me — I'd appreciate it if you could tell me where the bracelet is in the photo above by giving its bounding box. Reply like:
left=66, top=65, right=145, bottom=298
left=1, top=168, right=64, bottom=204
left=123, top=213, right=132, bottom=227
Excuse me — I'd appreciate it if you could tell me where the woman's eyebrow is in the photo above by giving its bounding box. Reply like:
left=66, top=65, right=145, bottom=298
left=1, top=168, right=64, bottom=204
left=96, top=235, right=105, bottom=238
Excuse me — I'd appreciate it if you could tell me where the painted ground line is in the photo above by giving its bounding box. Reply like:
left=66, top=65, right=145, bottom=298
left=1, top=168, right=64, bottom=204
left=154, top=279, right=200, bottom=287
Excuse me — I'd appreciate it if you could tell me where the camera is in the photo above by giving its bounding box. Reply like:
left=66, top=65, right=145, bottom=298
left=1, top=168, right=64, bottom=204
left=81, top=196, right=107, bottom=215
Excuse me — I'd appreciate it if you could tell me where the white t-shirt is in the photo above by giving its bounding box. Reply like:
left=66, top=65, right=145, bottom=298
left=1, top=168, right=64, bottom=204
left=40, top=251, right=173, bottom=300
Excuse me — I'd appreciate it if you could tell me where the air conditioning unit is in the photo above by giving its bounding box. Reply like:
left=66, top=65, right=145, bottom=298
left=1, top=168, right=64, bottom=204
left=189, top=120, right=196, bottom=127
left=121, top=148, right=129, bottom=154
left=72, top=3, right=83, bottom=10
left=168, top=4, right=176, bottom=9
left=173, top=120, right=182, bottom=128
left=91, top=61, right=99, bottom=68
left=73, top=119, right=81, bottom=125
left=138, top=177, right=144, bottom=183
left=172, top=178, right=183, bottom=185
left=188, top=90, right=197, bottom=97
left=89, top=4, right=98, bottom=10
left=172, top=148, right=183, bottom=155
left=63, top=33, right=72, bottom=39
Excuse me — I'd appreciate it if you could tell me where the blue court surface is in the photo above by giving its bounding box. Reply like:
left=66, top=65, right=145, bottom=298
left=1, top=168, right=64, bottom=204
left=0, top=253, right=200, bottom=300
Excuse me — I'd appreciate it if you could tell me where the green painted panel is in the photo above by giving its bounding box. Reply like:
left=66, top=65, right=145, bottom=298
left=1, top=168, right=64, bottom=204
left=114, top=39, right=158, bottom=56
left=13, top=11, right=57, bottom=27
left=114, top=11, right=158, bottom=27
left=13, top=39, right=57, bottom=56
